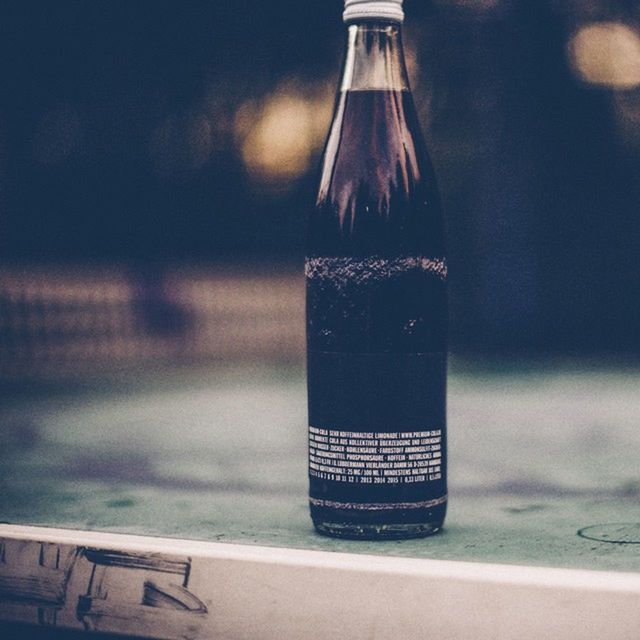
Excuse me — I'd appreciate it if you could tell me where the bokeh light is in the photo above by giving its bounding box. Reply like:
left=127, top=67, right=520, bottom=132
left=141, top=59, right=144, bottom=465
left=235, top=82, right=333, bottom=186
left=568, top=22, right=640, bottom=88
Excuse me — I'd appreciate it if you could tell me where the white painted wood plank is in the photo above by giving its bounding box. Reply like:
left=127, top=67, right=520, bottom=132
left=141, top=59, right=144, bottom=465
left=1, top=524, right=639, bottom=640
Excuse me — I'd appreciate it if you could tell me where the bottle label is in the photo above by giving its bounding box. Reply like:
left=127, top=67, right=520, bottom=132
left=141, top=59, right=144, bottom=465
left=307, top=350, right=446, bottom=509
left=310, top=426, right=443, bottom=487
left=306, top=256, right=447, bottom=510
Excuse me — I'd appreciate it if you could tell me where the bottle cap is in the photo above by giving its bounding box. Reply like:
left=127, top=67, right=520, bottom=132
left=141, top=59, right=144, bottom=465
left=343, top=0, right=404, bottom=24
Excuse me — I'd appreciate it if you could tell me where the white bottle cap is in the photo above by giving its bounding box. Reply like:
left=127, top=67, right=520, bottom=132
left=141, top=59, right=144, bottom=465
left=343, top=0, right=404, bottom=24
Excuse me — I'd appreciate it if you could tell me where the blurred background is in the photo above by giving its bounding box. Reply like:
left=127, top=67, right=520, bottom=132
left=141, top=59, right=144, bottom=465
left=2, top=0, right=640, bottom=378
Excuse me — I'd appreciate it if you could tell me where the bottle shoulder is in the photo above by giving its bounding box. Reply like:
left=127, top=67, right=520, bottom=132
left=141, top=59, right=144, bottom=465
left=310, top=89, right=445, bottom=258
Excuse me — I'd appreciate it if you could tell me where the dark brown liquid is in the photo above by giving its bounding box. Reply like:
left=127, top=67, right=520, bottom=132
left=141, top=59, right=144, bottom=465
left=309, top=90, right=445, bottom=258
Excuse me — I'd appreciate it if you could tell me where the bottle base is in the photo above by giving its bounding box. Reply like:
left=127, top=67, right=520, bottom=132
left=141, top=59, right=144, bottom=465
left=310, top=499, right=446, bottom=540
left=312, top=520, right=442, bottom=540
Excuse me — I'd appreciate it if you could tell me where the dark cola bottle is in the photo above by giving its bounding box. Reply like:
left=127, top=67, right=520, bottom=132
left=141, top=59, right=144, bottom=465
left=306, top=0, right=447, bottom=539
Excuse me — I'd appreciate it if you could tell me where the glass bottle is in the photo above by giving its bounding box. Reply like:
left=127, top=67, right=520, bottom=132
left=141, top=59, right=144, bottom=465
left=306, top=0, right=448, bottom=539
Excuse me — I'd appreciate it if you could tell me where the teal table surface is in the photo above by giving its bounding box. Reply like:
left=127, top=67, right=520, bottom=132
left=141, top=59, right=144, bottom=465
left=1, top=361, right=640, bottom=573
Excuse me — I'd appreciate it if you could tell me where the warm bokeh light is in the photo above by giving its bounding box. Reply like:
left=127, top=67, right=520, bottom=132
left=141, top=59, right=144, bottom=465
left=235, top=83, right=333, bottom=185
left=568, top=22, right=640, bottom=88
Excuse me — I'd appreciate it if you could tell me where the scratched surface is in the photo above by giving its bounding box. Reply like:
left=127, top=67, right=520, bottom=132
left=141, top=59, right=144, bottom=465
left=1, top=362, right=640, bottom=573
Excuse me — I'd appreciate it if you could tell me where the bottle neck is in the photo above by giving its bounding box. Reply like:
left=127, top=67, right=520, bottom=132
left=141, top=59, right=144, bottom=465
left=340, top=22, right=410, bottom=92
